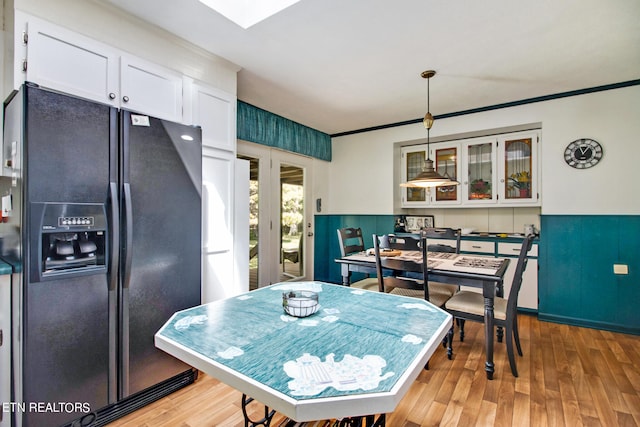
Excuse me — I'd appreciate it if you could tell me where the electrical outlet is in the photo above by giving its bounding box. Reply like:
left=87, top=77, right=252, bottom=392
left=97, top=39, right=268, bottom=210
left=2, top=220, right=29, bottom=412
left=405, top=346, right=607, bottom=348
left=613, top=264, right=629, bottom=275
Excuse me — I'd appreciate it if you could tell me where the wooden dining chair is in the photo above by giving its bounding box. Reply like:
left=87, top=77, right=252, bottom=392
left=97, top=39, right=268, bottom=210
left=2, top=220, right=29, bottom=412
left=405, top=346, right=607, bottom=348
left=336, top=227, right=379, bottom=291
left=444, top=234, right=535, bottom=377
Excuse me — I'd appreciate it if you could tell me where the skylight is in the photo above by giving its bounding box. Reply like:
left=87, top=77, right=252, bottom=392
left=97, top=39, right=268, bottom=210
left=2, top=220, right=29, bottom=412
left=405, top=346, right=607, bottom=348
left=199, top=0, right=301, bottom=29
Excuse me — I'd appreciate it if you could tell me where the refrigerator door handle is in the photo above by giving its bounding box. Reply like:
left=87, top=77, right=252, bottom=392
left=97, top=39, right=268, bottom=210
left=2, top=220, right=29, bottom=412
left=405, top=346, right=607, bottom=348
left=109, top=181, right=120, bottom=291
left=123, top=182, right=133, bottom=290
left=108, top=181, right=119, bottom=403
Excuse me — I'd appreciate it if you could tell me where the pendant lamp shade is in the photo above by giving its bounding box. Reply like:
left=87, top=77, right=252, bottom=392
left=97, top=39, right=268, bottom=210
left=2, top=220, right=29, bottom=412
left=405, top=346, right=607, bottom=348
left=401, top=70, right=459, bottom=188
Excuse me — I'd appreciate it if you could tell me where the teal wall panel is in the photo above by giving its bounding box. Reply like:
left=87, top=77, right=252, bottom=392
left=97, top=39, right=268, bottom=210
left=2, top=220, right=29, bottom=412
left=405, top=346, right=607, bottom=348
left=314, top=215, right=395, bottom=284
left=539, top=215, right=640, bottom=335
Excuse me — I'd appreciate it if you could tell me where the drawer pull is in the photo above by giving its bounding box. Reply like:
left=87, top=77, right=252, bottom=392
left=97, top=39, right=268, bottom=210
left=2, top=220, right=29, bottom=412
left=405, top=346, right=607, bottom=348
left=472, top=245, right=482, bottom=249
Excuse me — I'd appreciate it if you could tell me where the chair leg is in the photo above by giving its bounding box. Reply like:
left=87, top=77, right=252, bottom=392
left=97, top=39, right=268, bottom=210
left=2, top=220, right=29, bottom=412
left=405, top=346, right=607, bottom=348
left=513, top=315, right=523, bottom=356
left=458, top=319, right=466, bottom=342
left=505, top=322, right=518, bottom=377
left=447, top=325, right=454, bottom=360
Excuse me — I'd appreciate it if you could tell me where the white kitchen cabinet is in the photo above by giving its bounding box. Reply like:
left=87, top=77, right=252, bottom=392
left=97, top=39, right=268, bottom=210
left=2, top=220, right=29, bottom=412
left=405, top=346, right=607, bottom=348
left=192, top=79, right=242, bottom=302
left=191, top=83, right=237, bottom=152
left=400, top=141, right=462, bottom=207
left=461, top=136, right=498, bottom=205
left=119, top=56, right=183, bottom=122
left=497, top=131, right=540, bottom=206
left=16, top=12, right=183, bottom=122
left=400, top=145, right=429, bottom=207
left=498, top=242, right=538, bottom=310
left=202, top=151, right=235, bottom=303
left=430, top=141, right=462, bottom=206
left=399, top=130, right=541, bottom=208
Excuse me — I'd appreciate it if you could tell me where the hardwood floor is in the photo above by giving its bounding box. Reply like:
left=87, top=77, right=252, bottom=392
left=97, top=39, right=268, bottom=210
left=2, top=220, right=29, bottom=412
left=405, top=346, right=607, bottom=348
left=107, top=315, right=640, bottom=426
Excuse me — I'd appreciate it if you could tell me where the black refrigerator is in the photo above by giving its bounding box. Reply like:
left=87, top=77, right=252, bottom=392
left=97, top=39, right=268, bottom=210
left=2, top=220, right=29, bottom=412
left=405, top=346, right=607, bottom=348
left=3, top=83, right=202, bottom=427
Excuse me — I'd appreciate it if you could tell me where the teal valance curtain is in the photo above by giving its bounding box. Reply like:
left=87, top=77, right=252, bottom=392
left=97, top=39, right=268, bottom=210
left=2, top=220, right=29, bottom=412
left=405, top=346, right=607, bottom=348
left=237, top=101, right=332, bottom=161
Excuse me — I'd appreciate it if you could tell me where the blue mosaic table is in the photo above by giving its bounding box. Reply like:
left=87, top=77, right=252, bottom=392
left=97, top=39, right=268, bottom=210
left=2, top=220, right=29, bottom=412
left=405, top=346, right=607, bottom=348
left=155, top=281, right=452, bottom=422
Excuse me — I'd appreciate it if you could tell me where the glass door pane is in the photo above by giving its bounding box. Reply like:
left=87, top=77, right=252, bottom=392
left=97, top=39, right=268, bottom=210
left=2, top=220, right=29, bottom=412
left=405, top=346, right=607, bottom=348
left=467, top=142, right=493, bottom=201
left=435, top=147, right=458, bottom=201
left=405, top=150, right=426, bottom=202
left=280, top=164, right=304, bottom=281
left=504, top=137, right=533, bottom=200
left=238, top=155, right=260, bottom=290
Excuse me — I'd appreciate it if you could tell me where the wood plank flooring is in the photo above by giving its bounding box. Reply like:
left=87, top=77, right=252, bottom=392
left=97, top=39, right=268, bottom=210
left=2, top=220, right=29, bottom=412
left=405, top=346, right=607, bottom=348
left=107, top=315, right=640, bottom=426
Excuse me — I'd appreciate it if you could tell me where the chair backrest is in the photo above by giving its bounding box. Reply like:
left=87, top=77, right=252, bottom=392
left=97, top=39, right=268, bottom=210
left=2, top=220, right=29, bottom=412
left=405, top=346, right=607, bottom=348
left=506, top=234, right=535, bottom=315
left=373, top=234, right=429, bottom=297
left=422, top=227, right=461, bottom=253
left=337, top=227, right=365, bottom=256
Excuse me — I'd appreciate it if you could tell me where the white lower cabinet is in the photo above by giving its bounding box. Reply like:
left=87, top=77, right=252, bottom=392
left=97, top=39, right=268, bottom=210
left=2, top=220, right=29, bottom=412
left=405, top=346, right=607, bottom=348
left=498, top=242, right=538, bottom=310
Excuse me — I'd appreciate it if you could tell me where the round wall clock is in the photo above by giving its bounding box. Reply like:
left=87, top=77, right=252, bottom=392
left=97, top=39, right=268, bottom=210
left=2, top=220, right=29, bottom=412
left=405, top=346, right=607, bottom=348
left=564, top=138, right=603, bottom=169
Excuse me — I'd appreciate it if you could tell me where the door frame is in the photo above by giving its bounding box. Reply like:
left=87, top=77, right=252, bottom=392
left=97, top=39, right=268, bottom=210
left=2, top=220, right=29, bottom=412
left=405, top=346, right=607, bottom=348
left=237, top=140, right=314, bottom=287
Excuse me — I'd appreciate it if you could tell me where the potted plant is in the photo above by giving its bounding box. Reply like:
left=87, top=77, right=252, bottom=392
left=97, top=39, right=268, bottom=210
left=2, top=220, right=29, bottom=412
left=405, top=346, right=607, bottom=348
left=470, top=179, right=491, bottom=199
left=509, top=171, right=530, bottom=198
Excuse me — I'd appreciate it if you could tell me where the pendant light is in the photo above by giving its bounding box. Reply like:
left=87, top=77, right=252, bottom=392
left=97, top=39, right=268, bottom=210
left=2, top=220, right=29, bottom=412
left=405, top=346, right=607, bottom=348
left=401, top=70, right=460, bottom=188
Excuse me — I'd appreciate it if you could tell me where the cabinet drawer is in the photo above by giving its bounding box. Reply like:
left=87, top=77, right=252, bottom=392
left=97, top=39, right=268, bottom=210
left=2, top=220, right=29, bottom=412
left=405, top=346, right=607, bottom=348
left=498, top=242, right=538, bottom=257
left=460, top=240, right=494, bottom=254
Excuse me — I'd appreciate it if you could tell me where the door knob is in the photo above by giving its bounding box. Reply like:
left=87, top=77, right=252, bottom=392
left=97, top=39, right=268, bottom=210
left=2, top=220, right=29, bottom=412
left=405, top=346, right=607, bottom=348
left=122, top=96, right=130, bottom=103
left=307, top=232, right=314, bottom=237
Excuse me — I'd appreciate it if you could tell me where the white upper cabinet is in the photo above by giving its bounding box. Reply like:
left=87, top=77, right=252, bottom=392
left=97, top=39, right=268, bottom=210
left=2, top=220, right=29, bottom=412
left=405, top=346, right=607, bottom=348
left=119, top=56, right=183, bottom=122
left=461, top=136, right=498, bottom=205
left=430, top=141, right=462, bottom=206
left=191, top=83, right=237, bottom=152
left=17, top=13, right=184, bottom=123
left=497, top=131, right=540, bottom=205
left=400, top=130, right=541, bottom=208
left=21, top=14, right=119, bottom=107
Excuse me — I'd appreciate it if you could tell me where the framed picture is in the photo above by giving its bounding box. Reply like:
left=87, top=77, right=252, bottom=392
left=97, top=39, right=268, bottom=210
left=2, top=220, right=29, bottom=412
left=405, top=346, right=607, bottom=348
left=405, top=215, right=434, bottom=232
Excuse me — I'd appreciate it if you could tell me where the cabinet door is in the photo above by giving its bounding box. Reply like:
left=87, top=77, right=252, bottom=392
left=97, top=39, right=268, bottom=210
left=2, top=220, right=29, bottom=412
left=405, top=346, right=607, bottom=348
left=22, top=13, right=119, bottom=106
left=202, top=152, right=234, bottom=302
left=462, top=137, right=497, bottom=204
left=400, top=145, right=429, bottom=207
left=192, top=83, right=237, bottom=152
left=498, top=131, right=540, bottom=205
left=120, top=56, right=183, bottom=122
left=431, top=142, right=461, bottom=205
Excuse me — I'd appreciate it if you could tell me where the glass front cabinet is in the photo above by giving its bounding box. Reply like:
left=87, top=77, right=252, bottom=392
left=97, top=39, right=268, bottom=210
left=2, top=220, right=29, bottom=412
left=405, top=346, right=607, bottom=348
left=400, top=130, right=540, bottom=208
left=462, top=136, right=498, bottom=205
left=497, top=131, right=539, bottom=205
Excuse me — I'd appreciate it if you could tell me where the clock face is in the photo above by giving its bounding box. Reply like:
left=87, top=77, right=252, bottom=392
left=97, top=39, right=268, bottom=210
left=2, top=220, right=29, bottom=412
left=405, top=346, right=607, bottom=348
left=564, top=138, right=603, bottom=169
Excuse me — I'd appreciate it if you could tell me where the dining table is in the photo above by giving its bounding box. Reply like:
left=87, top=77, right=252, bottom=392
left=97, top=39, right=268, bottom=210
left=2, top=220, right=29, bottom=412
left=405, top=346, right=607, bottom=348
left=335, top=250, right=510, bottom=380
left=155, top=281, right=452, bottom=426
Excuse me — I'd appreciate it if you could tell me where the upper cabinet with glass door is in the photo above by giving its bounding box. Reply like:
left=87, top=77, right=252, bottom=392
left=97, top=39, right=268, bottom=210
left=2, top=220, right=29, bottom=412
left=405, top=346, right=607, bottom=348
left=497, top=131, right=540, bottom=205
left=399, top=129, right=541, bottom=208
left=462, top=136, right=498, bottom=205
left=431, top=142, right=462, bottom=206
left=400, top=145, right=429, bottom=207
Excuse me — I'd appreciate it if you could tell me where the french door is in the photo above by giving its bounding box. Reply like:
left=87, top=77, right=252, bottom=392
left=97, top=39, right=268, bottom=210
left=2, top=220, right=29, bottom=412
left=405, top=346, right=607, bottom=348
left=237, top=141, right=314, bottom=288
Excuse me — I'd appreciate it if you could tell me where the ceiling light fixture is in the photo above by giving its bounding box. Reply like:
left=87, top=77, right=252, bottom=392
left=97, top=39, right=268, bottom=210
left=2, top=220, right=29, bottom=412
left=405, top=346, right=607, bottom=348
left=401, top=70, right=460, bottom=188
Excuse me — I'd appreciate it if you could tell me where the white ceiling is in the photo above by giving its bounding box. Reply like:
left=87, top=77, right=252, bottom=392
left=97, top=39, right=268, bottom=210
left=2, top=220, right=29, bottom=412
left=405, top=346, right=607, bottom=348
left=102, top=0, right=640, bottom=135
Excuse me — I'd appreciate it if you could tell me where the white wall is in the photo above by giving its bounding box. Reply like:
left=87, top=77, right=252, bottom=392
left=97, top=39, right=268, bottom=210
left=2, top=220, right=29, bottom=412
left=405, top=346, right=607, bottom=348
left=12, top=0, right=239, bottom=94
left=327, top=85, right=640, bottom=217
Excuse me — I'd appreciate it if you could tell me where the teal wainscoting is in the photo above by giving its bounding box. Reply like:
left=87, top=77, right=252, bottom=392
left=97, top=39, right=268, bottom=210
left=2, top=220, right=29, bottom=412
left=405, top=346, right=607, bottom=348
left=314, top=214, right=395, bottom=284
left=539, top=215, right=640, bottom=335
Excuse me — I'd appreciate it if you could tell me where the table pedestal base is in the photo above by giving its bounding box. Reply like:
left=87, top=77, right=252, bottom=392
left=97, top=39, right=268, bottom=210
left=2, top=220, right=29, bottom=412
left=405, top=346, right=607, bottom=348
left=242, top=394, right=276, bottom=427
left=241, top=394, right=386, bottom=427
